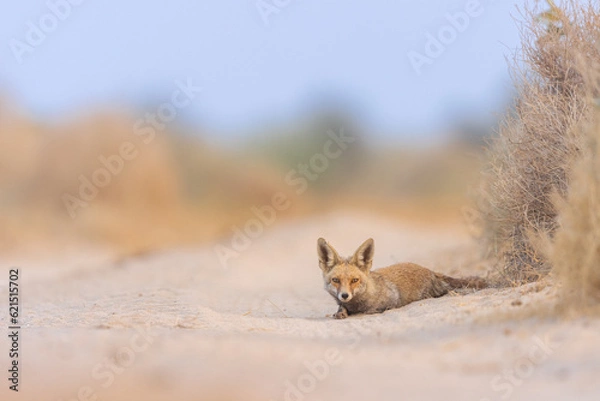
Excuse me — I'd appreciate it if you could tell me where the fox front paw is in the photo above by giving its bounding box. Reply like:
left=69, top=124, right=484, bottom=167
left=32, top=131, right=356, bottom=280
left=333, top=307, right=348, bottom=319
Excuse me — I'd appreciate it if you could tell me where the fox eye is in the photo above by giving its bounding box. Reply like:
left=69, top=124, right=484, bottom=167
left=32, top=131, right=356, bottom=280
left=331, top=278, right=340, bottom=283
left=351, top=278, right=359, bottom=283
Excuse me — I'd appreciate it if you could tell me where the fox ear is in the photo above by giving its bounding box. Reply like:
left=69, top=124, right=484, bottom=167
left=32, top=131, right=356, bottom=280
left=317, top=238, right=341, bottom=272
left=352, top=238, right=374, bottom=271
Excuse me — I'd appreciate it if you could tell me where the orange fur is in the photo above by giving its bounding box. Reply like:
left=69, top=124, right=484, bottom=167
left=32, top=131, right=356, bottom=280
left=317, top=238, right=486, bottom=319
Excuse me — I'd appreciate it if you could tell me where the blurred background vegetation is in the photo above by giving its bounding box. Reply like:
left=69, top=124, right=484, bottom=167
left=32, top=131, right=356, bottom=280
left=0, top=102, right=500, bottom=256
left=0, top=0, right=524, bottom=257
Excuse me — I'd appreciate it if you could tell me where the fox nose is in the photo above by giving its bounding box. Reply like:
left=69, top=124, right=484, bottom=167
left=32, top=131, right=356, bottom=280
left=341, top=293, right=349, bottom=300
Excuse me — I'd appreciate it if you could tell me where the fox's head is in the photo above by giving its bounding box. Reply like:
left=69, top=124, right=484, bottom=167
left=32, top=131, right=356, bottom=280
left=317, top=237, right=374, bottom=303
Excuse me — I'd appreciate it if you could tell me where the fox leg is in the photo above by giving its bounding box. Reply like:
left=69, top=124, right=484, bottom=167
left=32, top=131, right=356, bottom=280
left=333, top=305, right=349, bottom=319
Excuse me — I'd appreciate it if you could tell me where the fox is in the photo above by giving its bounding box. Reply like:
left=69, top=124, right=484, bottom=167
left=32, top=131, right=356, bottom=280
left=317, top=237, right=487, bottom=319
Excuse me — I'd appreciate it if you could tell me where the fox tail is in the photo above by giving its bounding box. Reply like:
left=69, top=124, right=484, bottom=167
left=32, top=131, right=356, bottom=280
left=436, top=273, right=488, bottom=290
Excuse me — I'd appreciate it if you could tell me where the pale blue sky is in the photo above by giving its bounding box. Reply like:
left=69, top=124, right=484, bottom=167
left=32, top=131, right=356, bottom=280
left=0, top=0, right=527, bottom=139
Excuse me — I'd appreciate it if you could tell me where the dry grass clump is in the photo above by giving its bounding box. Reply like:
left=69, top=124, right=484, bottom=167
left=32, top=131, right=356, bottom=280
left=478, top=1, right=600, bottom=284
left=548, top=104, right=600, bottom=310
left=0, top=110, right=301, bottom=254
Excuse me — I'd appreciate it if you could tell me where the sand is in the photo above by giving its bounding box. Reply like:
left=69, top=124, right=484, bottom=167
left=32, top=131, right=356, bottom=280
left=1, top=212, right=599, bottom=401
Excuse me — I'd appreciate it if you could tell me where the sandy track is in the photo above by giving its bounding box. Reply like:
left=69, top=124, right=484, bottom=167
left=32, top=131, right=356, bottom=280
left=1, top=212, right=599, bottom=401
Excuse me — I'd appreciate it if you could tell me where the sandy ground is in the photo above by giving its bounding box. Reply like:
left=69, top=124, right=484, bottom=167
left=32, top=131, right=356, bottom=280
left=1, top=212, right=599, bottom=401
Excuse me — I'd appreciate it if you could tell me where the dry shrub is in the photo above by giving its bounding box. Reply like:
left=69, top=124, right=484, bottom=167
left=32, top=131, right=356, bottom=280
left=547, top=39, right=600, bottom=309
left=0, top=109, right=300, bottom=254
left=549, top=113, right=600, bottom=309
left=0, top=112, right=191, bottom=252
left=478, top=1, right=600, bottom=284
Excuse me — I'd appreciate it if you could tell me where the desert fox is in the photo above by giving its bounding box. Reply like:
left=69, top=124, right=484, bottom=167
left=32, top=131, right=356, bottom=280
left=317, top=237, right=486, bottom=319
